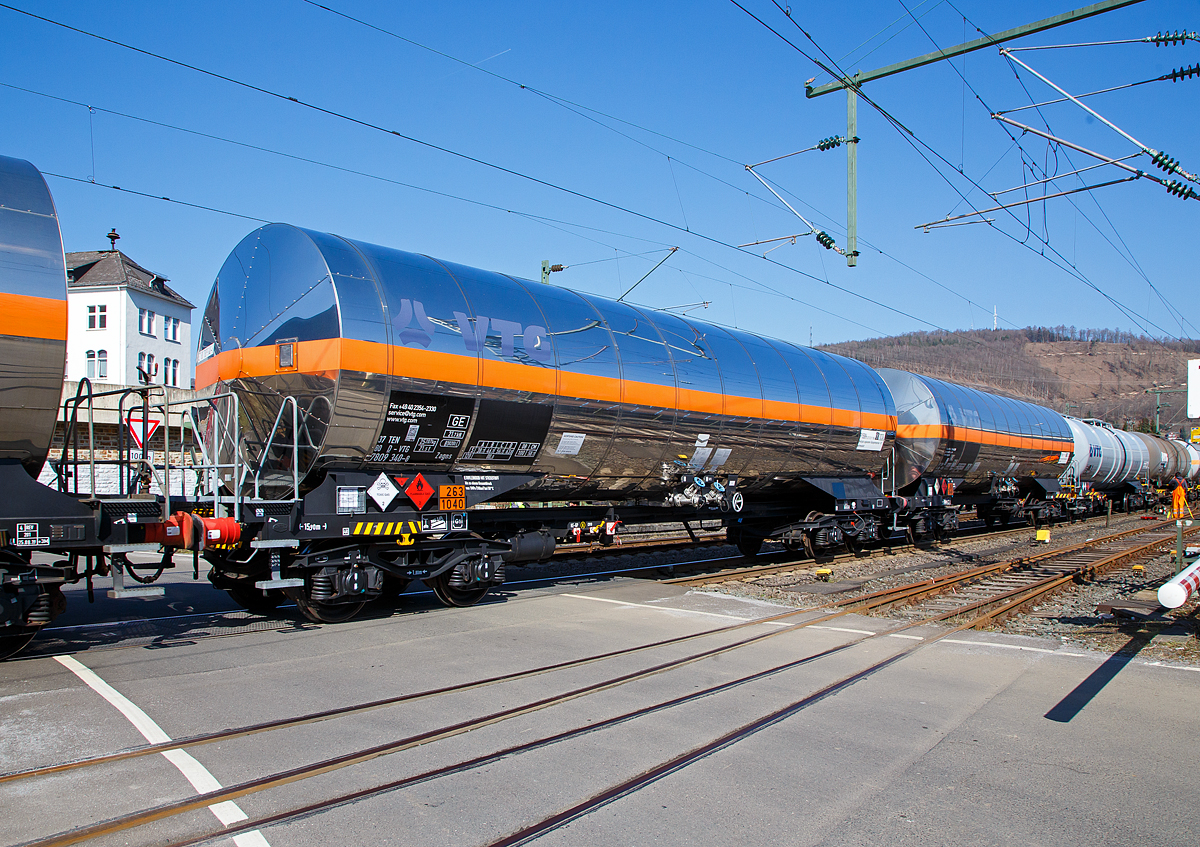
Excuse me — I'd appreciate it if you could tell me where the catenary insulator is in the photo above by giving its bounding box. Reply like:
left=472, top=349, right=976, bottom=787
left=1152, top=150, right=1180, bottom=174
left=1152, top=30, right=1192, bottom=47
left=1165, top=179, right=1198, bottom=200
left=1168, top=63, right=1200, bottom=82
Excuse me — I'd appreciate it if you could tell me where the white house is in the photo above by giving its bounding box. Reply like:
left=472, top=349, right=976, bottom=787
left=65, top=249, right=194, bottom=388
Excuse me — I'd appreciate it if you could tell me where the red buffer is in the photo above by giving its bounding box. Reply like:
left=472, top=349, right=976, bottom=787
left=144, top=513, right=242, bottom=549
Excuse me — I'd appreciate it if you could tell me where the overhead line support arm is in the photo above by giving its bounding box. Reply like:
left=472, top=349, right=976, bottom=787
left=805, top=0, right=1148, bottom=98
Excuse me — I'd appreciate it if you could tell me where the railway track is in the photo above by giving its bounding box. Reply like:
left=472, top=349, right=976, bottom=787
left=16, top=511, right=1152, bottom=659
left=661, top=520, right=1061, bottom=586
left=7, top=518, right=1188, bottom=847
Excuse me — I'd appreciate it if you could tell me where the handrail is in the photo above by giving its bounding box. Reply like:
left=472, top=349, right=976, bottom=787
left=47, top=382, right=313, bottom=523
left=253, top=396, right=301, bottom=501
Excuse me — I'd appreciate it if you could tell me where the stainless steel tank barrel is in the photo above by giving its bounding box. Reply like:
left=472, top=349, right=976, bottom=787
left=0, top=156, right=68, bottom=477
left=877, top=368, right=1074, bottom=493
left=196, top=224, right=897, bottom=499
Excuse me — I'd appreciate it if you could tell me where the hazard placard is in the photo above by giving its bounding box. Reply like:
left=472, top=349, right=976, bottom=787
left=127, top=414, right=162, bottom=449
left=405, top=473, right=435, bottom=510
left=439, top=484, right=466, bottom=511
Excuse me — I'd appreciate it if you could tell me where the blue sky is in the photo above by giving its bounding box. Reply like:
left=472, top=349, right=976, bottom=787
left=1, top=0, right=1195, bottom=346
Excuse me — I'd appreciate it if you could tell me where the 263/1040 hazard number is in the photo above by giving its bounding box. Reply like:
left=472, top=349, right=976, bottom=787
left=438, top=485, right=466, bottom=511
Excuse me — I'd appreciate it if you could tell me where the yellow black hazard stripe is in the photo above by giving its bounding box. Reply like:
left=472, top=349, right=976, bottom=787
left=351, top=520, right=422, bottom=545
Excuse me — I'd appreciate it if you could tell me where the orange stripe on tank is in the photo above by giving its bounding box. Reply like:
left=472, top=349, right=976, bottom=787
left=196, top=337, right=898, bottom=431
left=0, top=292, right=67, bottom=341
left=897, top=423, right=1073, bottom=453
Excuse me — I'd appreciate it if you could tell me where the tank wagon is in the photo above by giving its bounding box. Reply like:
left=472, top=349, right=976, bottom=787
left=193, top=224, right=1200, bottom=622
left=195, top=224, right=902, bottom=619
left=0, top=156, right=242, bottom=658
left=879, top=369, right=1077, bottom=528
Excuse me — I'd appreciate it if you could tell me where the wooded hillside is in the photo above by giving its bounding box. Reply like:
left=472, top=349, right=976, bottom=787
left=820, top=327, right=1199, bottom=435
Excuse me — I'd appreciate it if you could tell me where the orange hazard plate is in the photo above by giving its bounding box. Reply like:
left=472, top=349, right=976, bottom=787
left=439, top=485, right=466, bottom=511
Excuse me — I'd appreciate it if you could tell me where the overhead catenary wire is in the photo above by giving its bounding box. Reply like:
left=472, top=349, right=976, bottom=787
left=991, top=44, right=1200, bottom=339
left=0, top=3, right=956, bottom=339
left=44, top=172, right=270, bottom=223
left=937, top=0, right=1197, bottom=340
left=737, top=0, right=1194, bottom=345
left=731, top=0, right=1200, bottom=403
left=1000, top=48, right=1200, bottom=184
left=995, top=68, right=1199, bottom=115
left=3, top=3, right=1185, bottom=352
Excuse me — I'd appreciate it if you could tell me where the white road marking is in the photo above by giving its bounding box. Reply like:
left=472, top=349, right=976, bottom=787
left=940, top=638, right=1058, bottom=654
left=560, top=592, right=792, bottom=625
left=809, top=625, right=877, bottom=636
left=938, top=639, right=1200, bottom=673
left=55, top=655, right=270, bottom=846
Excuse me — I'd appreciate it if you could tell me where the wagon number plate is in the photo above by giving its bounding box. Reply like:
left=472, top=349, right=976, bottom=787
left=439, top=485, right=466, bottom=511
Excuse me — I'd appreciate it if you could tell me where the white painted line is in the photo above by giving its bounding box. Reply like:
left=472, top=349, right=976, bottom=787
left=939, top=640, right=1200, bottom=673
left=560, top=593, right=790, bottom=625
left=809, top=625, right=877, bottom=636
left=55, top=655, right=271, bottom=846
left=940, top=638, right=1057, bottom=654
left=887, top=633, right=925, bottom=641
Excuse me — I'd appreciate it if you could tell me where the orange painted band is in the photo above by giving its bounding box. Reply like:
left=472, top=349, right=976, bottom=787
left=0, top=292, right=67, bottom=341
left=197, top=338, right=899, bottom=431
left=897, top=423, right=1073, bottom=453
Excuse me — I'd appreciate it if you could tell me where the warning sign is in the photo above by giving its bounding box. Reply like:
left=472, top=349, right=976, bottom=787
left=405, top=474, right=435, bottom=510
left=127, top=415, right=162, bottom=449
left=439, top=485, right=466, bottom=511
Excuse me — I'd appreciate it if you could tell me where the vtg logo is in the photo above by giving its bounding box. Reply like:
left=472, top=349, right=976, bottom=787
left=1089, top=444, right=1102, bottom=459
left=391, top=298, right=552, bottom=363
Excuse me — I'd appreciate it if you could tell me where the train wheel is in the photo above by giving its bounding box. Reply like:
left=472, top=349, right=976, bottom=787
left=845, top=535, right=864, bottom=555
left=0, top=629, right=37, bottom=661
left=283, top=587, right=366, bottom=624
left=729, top=526, right=763, bottom=558
left=802, top=532, right=817, bottom=559
left=226, top=584, right=285, bottom=613
left=428, top=572, right=490, bottom=608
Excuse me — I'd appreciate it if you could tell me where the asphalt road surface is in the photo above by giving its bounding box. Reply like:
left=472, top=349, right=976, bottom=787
left=3, top=574, right=1197, bottom=847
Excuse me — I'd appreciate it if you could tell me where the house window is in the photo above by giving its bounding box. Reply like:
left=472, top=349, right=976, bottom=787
left=165, top=317, right=180, bottom=342
left=162, top=358, right=172, bottom=385
left=87, top=305, right=107, bottom=329
left=138, top=308, right=156, bottom=336
left=138, top=351, right=146, bottom=377
left=147, top=354, right=155, bottom=379
left=86, top=350, right=96, bottom=379
left=97, top=350, right=107, bottom=379
left=171, top=358, right=179, bottom=386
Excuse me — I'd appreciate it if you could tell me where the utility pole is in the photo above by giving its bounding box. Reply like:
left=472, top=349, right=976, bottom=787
left=803, top=0, right=1147, bottom=268
left=1147, top=386, right=1186, bottom=434
left=846, top=76, right=859, bottom=267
